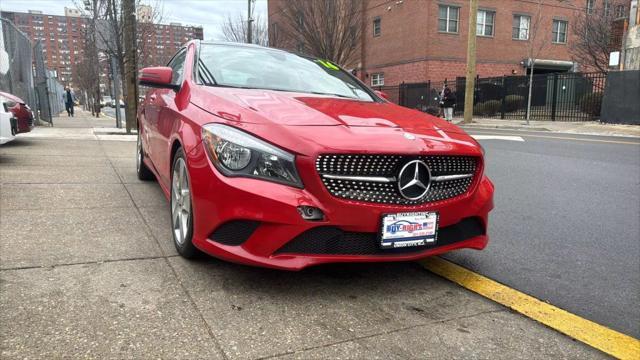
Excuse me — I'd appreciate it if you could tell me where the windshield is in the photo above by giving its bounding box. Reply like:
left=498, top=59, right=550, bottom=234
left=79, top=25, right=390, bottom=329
left=198, top=44, right=374, bottom=102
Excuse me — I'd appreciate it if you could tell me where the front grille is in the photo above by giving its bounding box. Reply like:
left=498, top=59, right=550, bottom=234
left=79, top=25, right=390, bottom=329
left=316, top=155, right=478, bottom=205
left=210, top=220, right=260, bottom=246
left=275, top=217, right=485, bottom=255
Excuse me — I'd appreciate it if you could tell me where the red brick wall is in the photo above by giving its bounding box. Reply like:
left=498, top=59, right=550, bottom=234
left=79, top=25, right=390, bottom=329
left=361, top=0, right=588, bottom=85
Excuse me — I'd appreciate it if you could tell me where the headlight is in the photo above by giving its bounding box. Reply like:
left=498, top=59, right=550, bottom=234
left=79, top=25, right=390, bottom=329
left=201, top=124, right=303, bottom=188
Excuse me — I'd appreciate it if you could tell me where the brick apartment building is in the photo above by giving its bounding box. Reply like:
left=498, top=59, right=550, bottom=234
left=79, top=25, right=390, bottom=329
left=268, top=0, right=629, bottom=87
left=1, top=9, right=88, bottom=85
left=1, top=7, right=203, bottom=89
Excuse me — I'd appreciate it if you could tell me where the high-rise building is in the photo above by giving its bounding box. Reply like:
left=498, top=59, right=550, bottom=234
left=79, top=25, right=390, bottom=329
left=1, top=8, right=204, bottom=88
left=1, top=10, right=88, bottom=86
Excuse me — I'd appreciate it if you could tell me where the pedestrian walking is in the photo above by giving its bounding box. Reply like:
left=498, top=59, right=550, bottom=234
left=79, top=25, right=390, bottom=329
left=442, top=85, right=456, bottom=122
left=64, top=87, right=75, bottom=117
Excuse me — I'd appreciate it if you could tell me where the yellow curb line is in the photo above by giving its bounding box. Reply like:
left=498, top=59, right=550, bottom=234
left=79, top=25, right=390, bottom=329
left=420, top=257, right=640, bottom=360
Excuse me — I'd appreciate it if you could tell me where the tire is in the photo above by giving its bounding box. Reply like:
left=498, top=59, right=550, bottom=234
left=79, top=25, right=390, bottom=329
left=136, top=132, right=155, bottom=181
left=171, top=148, right=200, bottom=258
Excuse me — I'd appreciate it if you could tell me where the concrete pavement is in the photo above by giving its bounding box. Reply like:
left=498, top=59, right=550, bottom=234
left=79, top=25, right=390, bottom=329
left=0, top=111, right=606, bottom=358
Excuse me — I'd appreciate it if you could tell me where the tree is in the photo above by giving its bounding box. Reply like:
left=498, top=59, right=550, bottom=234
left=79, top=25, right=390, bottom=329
left=221, top=13, right=268, bottom=46
left=276, top=0, right=362, bottom=66
left=122, top=0, right=137, bottom=133
left=73, top=0, right=163, bottom=130
left=571, top=1, right=625, bottom=73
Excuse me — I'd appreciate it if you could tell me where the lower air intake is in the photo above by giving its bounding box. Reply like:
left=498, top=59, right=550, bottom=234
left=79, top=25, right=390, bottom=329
left=275, top=217, right=485, bottom=255
left=210, top=220, right=260, bottom=246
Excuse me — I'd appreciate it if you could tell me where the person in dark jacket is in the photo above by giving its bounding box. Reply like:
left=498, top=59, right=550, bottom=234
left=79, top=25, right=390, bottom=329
left=64, top=87, right=75, bottom=117
left=442, top=86, right=456, bottom=122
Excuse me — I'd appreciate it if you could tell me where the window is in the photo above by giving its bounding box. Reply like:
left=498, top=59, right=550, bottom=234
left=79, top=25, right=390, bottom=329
left=615, top=5, right=625, bottom=18
left=438, top=5, right=459, bottom=33
left=586, top=0, right=595, bottom=14
left=197, top=44, right=375, bottom=101
left=167, top=48, right=186, bottom=84
left=477, top=10, right=495, bottom=36
left=373, top=17, right=381, bottom=37
left=603, top=0, right=610, bottom=16
left=552, top=20, right=568, bottom=43
left=371, top=73, right=384, bottom=87
left=512, top=15, right=530, bottom=40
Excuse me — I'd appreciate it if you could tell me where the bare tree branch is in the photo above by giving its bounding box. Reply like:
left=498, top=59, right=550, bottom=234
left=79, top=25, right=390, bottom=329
left=221, top=13, right=268, bottom=46
left=274, top=0, right=362, bottom=67
left=570, top=2, right=625, bottom=73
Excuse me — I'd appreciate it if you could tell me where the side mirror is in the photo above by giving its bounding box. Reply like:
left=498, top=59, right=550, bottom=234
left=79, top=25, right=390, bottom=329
left=374, top=90, right=389, bottom=100
left=139, top=67, right=178, bottom=90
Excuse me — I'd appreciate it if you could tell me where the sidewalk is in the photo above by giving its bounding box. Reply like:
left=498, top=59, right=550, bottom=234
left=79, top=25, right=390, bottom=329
left=1, top=110, right=607, bottom=358
left=26, top=109, right=136, bottom=141
left=453, top=117, right=640, bottom=138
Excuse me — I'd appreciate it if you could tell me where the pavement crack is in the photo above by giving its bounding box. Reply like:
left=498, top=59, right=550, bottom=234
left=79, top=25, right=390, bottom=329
left=258, top=309, right=507, bottom=359
left=97, top=138, right=230, bottom=360
left=0, top=255, right=179, bottom=271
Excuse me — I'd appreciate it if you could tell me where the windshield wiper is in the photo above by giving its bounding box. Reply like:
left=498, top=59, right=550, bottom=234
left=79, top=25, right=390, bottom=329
left=308, top=91, right=357, bottom=99
left=199, top=84, right=359, bottom=100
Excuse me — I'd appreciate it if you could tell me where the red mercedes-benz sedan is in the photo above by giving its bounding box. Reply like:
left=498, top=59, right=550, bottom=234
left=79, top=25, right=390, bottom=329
left=137, top=41, right=494, bottom=270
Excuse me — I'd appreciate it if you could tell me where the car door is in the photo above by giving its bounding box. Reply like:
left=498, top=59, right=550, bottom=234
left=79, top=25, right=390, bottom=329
left=151, top=48, right=188, bottom=186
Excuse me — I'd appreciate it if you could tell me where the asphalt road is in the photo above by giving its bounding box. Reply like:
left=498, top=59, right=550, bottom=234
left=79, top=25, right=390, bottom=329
left=447, top=128, right=640, bottom=338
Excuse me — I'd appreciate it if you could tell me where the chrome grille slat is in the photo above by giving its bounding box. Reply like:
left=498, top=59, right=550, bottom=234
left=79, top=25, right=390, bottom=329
left=316, top=155, right=478, bottom=205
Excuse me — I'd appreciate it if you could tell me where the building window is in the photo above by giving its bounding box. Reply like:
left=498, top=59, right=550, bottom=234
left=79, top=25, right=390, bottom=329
left=586, top=0, right=595, bottom=14
left=438, top=5, right=459, bottom=33
left=512, top=15, right=530, bottom=40
left=371, top=73, right=384, bottom=87
left=615, top=5, right=625, bottom=18
left=552, top=20, right=568, bottom=43
left=373, top=17, right=381, bottom=37
left=476, top=10, right=495, bottom=36
left=604, top=0, right=610, bottom=16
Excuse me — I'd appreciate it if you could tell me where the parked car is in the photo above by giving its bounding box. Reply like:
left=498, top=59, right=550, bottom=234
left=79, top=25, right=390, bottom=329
left=137, top=41, right=494, bottom=270
left=109, top=99, right=125, bottom=108
left=0, top=103, right=15, bottom=145
left=0, top=91, right=34, bottom=141
left=100, top=96, right=112, bottom=108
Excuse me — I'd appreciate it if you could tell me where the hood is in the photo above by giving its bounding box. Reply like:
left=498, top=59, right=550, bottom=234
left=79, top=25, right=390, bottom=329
left=0, top=91, right=26, bottom=104
left=191, top=86, right=464, bottom=134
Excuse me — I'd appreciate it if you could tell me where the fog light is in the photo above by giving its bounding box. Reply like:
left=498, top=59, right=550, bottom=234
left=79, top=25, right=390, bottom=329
left=297, top=206, right=324, bottom=221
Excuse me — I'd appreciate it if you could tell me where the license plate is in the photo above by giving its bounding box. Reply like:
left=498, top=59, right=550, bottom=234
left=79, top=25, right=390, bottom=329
left=380, top=212, right=439, bottom=249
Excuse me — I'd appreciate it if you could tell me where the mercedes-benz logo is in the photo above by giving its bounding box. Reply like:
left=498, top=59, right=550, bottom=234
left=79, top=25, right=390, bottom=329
left=397, top=160, right=431, bottom=200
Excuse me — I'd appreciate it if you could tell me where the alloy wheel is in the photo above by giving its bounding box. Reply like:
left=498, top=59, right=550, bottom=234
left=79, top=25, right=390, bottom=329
left=171, top=157, right=191, bottom=245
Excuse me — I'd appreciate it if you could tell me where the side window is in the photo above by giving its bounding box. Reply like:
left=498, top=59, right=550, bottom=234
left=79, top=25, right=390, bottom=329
left=167, top=49, right=187, bottom=84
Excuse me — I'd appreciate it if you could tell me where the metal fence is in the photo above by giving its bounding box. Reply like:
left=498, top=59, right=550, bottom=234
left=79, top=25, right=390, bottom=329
left=1, top=17, right=63, bottom=124
left=379, top=71, right=607, bottom=122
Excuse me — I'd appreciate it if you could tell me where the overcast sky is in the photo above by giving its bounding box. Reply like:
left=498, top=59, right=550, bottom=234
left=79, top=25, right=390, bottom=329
left=0, top=0, right=267, bottom=41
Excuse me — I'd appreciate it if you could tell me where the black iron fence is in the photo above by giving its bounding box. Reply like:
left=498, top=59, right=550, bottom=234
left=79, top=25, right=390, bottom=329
left=377, top=71, right=607, bottom=122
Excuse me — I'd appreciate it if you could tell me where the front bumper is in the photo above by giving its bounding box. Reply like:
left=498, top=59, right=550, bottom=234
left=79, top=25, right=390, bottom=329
left=187, top=143, right=494, bottom=271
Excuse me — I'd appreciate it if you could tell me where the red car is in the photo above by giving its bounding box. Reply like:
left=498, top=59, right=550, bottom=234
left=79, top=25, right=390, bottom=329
left=137, top=41, right=494, bottom=270
left=0, top=91, right=35, bottom=136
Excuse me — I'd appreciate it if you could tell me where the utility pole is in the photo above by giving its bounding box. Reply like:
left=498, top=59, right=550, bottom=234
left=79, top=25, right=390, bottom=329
left=122, top=0, right=137, bottom=133
left=247, top=0, right=254, bottom=44
left=463, top=0, right=478, bottom=124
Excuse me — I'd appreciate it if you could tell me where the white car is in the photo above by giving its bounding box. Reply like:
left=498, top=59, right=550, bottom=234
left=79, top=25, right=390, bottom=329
left=0, top=106, right=15, bottom=145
